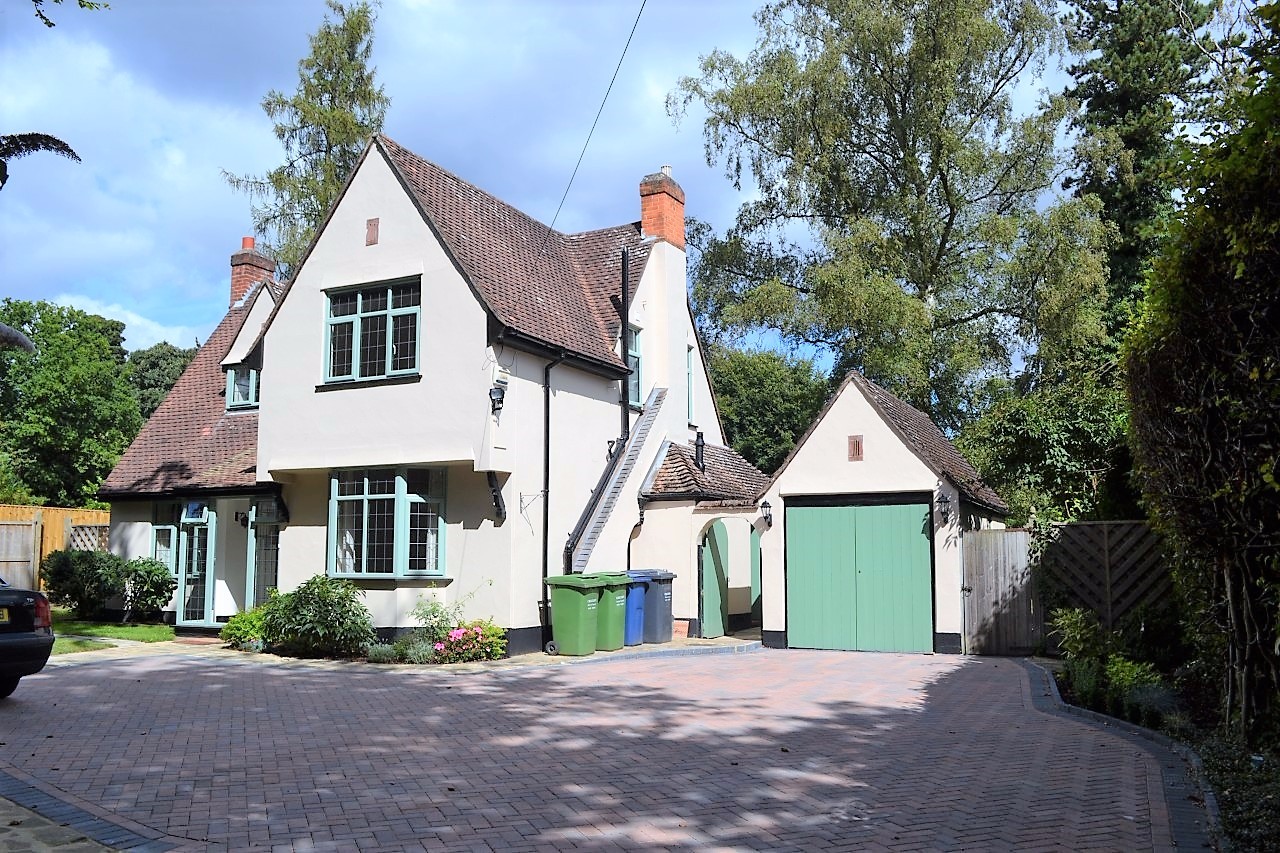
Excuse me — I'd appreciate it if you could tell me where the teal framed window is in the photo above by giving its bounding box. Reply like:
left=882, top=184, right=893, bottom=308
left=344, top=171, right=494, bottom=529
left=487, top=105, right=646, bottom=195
left=328, top=467, right=445, bottom=577
left=226, top=365, right=259, bottom=409
left=626, top=325, right=642, bottom=406
left=686, top=345, right=694, bottom=422
left=325, top=280, right=420, bottom=383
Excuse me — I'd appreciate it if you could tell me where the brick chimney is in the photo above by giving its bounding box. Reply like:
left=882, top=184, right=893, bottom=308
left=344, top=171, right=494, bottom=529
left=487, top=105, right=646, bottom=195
left=639, top=165, right=685, bottom=250
left=229, top=236, right=275, bottom=307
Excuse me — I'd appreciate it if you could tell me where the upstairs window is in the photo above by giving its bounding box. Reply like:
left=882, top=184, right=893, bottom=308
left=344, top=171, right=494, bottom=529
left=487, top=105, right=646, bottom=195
left=687, top=345, right=694, bottom=422
left=226, top=365, right=259, bottom=410
left=626, top=325, right=642, bottom=406
left=325, top=281, right=420, bottom=383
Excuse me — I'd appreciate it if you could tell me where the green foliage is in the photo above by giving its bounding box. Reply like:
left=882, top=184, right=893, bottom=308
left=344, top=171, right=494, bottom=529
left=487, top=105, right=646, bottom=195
left=127, top=341, right=196, bottom=420
left=705, top=345, right=827, bottom=473
left=120, top=558, right=176, bottom=620
left=1104, top=654, right=1165, bottom=719
left=28, top=0, right=108, bottom=29
left=224, top=0, right=389, bottom=277
left=957, top=367, right=1138, bottom=524
left=0, top=300, right=143, bottom=506
left=39, top=549, right=126, bottom=618
left=1064, top=0, right=1214, bottom=339
left=261, top=575, right=375, bottom=658
left=409, top=595, right=465, bottom=646
left=1199, top=736, right=1280, bottom=853
left=432, top=619, right=507, bottom=664
left=397, top=638, right=437, bottom=665
left=365, top=643, right=399, bottom=663
left=1124, top=3, right=1280, bottom=742
left=672, top=0, right=1110, bottom=432
left=1050, top=607, right=1108, bottom=661
left=219, top=603, right=269, bottom=650
left=0, top=451, right=42, bottom=505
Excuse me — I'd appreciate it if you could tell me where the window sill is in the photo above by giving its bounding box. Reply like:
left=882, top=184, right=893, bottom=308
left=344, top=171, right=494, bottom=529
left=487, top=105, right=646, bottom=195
left=329, top=573, right=451, bottom=585
left=629, top=402, right=643, bottom=413
left=316, top=374, right=422, bottom=393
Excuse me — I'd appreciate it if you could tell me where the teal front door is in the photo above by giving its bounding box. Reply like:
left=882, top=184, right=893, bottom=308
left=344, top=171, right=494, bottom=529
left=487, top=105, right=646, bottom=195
left=785, top=501, right=933, bottom=652
left=700, top=519, right=729, bottom=638
left=176, top=501, right=217, bottom=626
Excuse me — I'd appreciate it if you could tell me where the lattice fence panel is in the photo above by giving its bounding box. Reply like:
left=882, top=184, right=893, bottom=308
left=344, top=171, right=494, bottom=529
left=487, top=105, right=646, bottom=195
left=1041, top=521, right=1168, bottom=630
left=68, top=524, right=110, bottom=552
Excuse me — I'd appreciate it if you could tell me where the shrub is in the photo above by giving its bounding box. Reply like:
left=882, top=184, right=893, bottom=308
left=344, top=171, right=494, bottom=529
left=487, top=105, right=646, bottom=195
left=261, top=575, right=375, bottom=658
left=40, top=549, right=127, bottom=618
left=365, top=643, right=400, bottom=664
left=409, top=595, right=465, bottom=645
left=400, top=638, right=437, bottom=665
left=1050, top=607, right=1108, bottom=662
left=121, top=558, right=176, bottom=620
left=1105, top=654, right=1164, bottom=720
left=432, top=619, right=507, bottom=664
left=220, top=601, right=270, bottom=649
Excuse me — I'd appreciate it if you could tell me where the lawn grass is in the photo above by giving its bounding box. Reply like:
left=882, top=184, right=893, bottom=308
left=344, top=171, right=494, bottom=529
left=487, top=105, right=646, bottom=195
left=51, top=637, right=114, bottom=655
left=51, top=608, right=174, bottom=643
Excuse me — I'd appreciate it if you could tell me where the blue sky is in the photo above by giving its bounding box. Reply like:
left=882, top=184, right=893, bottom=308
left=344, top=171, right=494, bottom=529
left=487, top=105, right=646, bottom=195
left=0, top=0, right=761, bottom=350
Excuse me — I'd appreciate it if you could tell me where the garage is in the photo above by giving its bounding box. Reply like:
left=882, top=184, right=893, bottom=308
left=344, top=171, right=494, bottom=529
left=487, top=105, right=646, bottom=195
left=785, top=498, right=933, bottom=652
left=757, top=370, right=1008, bottom=654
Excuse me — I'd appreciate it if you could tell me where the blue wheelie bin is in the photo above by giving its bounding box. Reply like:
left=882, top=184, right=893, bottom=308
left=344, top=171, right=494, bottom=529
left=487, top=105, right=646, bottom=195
left=623, top=575, right=646, bottom=646
left=628, top=569, right=676, bottom=643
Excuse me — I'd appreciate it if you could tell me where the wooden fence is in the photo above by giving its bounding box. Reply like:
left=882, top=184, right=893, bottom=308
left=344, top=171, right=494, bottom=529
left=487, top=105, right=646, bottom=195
left=0, top=505, right=113, bottom=584
left=0, top=520, right=40, bottom=588
left=962, top=521, right=1168, bottom=655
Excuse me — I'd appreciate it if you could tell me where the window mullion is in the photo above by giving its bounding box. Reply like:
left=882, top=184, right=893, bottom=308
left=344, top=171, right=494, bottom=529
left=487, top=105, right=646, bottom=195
left=394, top=470, right=408, bottom=576
left=327, top=475, right=338, bottom=575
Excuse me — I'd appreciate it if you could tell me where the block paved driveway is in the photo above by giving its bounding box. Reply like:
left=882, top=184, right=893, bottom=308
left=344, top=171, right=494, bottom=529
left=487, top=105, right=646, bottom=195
left=0, top=650, right=1207, bottom=851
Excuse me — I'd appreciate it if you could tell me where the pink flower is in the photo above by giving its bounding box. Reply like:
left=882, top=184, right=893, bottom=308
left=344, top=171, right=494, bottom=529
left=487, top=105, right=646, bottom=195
left=449, top=628, right=466, bottom=640
left=434, top=642, right=445, bottom=651
left=474, top=627, right=483, bottom=636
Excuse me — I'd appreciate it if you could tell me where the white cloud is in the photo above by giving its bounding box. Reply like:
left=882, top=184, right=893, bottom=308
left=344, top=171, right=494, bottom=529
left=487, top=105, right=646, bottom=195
left=53, top=294, right=204, bottom=352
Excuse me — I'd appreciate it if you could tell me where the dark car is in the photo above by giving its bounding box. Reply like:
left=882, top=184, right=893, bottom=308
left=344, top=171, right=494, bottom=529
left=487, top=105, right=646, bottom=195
left=0, top=576, right=54, bottom=699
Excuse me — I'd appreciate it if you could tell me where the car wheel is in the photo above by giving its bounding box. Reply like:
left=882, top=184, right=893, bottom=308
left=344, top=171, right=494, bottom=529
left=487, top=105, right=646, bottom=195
left=0, top=677, right=20, bottom=699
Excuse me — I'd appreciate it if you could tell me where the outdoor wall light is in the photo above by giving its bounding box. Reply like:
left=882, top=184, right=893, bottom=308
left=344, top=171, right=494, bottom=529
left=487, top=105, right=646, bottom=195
left=937, top=493, right=952, bottom=525
left=489, top=385, right=505, bottom=414
left=761, top=500, right=773, bottom=527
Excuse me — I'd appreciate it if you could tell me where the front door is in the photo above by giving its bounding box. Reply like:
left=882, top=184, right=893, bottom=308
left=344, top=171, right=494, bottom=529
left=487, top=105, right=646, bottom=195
left=177, top=501, right=216, bottom=626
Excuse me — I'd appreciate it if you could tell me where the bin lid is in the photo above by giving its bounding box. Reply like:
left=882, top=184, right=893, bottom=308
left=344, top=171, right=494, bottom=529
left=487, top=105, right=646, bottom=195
left=631, top=569, right=676, bottom=580
left=580, top=573, right=630, bottom=586
left=545, top=574, right=606, bottom=588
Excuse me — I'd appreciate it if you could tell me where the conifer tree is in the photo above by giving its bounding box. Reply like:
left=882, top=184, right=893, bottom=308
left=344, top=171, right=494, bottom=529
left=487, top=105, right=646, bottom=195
left=226, top=0, right=389, bottom=278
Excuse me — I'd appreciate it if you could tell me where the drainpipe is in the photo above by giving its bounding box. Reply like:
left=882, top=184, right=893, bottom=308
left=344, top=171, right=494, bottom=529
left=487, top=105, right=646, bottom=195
left=619, top=247, right=631, bottom=441
left=541, top=351, right=567, bottom=643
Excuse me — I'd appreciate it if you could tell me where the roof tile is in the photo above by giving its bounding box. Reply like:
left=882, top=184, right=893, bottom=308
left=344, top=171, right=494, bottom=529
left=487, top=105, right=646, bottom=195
left=646, top=442, right=768, bottom=502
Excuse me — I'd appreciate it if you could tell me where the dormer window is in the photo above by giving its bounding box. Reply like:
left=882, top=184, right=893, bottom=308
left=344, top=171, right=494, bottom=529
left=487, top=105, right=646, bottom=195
left=226, top=365, right=259, bottom=410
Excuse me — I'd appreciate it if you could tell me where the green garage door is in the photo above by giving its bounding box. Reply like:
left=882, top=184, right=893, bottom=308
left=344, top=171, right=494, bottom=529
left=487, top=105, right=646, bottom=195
left=786, top=502, right=933, bottom=652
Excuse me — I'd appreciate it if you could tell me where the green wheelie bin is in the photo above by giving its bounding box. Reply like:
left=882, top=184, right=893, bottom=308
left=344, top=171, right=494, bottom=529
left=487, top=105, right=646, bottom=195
left=582, top=574, right=630, bottom=651
left=544, top=574, right=606, bottom=655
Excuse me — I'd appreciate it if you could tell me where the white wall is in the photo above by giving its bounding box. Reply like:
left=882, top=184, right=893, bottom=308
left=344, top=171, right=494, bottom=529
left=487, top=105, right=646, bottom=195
left=108, top=502, right=152, bottom=560
left=758, top=381, right=966, bottom=642
left=257, top=147, right=494, bottom=476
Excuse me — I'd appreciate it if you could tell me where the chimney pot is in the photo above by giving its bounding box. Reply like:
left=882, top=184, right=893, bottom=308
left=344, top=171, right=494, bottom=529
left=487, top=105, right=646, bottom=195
left=241, top=236, right=255, bottom=250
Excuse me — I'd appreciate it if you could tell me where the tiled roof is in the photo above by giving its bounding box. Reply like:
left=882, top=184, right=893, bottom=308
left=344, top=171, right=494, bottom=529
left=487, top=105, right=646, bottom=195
left=378, top=135, right=651, bottom=370
left=100, top=288, right=268, bottom=499
left=645, top=441, right=769, bottom=502
left=767, top=370, right=1009, bottom=515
